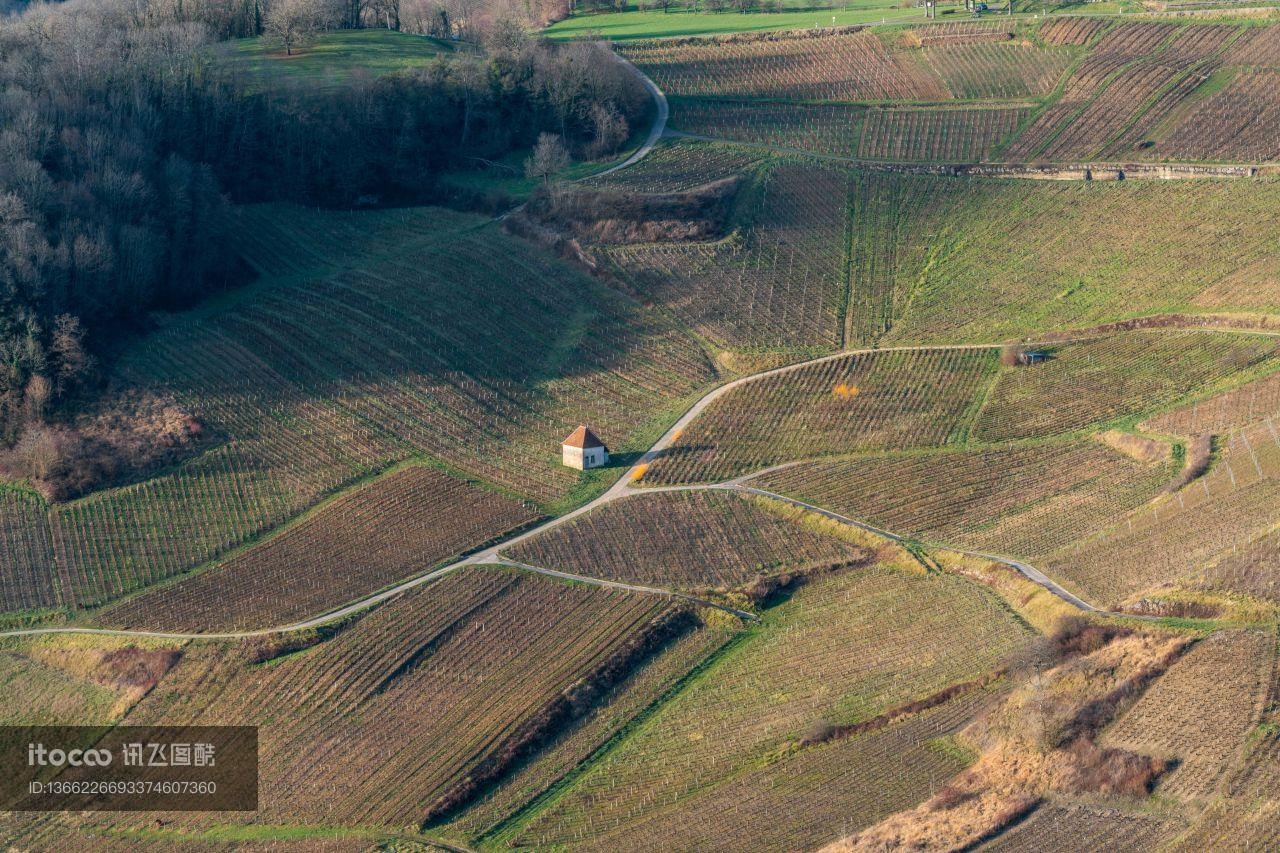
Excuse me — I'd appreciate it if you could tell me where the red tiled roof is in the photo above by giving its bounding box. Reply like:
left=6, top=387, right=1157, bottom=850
left=563, top=425, right=606, bottom=449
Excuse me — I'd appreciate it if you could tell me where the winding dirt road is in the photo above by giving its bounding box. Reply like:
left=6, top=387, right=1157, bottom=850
left=1, top=339, right=1128, bottom=641
left=3, top=51, right=1235, bottom=642
left=590, top=53, right=669, bottom=179
left=488, top=556, right=760, bottom=622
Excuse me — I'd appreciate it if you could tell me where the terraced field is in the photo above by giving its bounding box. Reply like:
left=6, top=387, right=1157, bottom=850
left=1042, top=416, right=1280, bottom=605
left=0, top=651, right=120, bottom=725
left=973, top=331, right=1280, bottom=441
left=756, top=440, right=1170, bottom=557
left=0, top=491, right=57, bottom=617
left=1102, top=630, right=1273, bottom=804
left=1155, top=69, right=1280, bottom=162
left=1144, top=368, right=1280, bottom=437
left=1038, top=16, right=1109, bottom=48
left=845, top=170, right=969, bottom=344
left=1176, top=651, right=1280, bottom=849
left=114, top=567, right=701, bottom=830
left=620, top=30, right=951, bottom=102
left=0, top=203, right=716, bottom=617
left=7, top=13, right=1280, bottom=853
left=1003, top=21, right=1182, bottom=160
left=977, top=802, right=1182, bottom=852
left=623, top=23, right=1073, bottom=106
left=599, top=162, right=1280, bottom=356
left=586, top=139, right=766, bottom=193
left=647, top=19, right=1280, bottom=167
left=1199, top=526, right=1280, bottom=602
left=557, top=688, right=994, bottom=851
left=669, top=98, right=861, bottom=158
left=509, top=489, right=863, bottom=590
left=440, top=624, right=736, bottom=841
left=874, top=177, right=1280, bottom=343
left=94, top=465, right=540, bottom=632
left=858, top=106, right=1029, bottom=162
left=643, top=347, right=998, bottom=484
left=598, top=160, right=850, bottom=351
left=921, top=39, right=1073, bottom=100
left=510, top=567, right=1030, bottom=847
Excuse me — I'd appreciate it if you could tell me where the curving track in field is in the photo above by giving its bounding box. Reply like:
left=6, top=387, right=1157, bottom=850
left=13, top=313, right=1276, bottom=639
left=1, top=335, right=1158, bottom=641
left=590, top=52, right=670, bottom=179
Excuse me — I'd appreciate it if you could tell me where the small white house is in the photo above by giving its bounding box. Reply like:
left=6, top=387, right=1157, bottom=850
left=562, top=425, right=609, bottom=471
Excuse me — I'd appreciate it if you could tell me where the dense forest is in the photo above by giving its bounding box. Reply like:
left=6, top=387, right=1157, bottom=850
left=0, top=0, right=646, bottom=483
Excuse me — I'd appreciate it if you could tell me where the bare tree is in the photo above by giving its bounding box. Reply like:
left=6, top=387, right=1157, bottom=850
left=525, top=133, right=570, bottom=187
left=23, top=373, right=50, bottom=423
left=401, top=0, right=451, bottom=36
left=16, top=426, right=61, bottom=482
left=589, top=102, right=628, bottom=158
left=265, top=0, right=322, bottom=55
left=539, top=42, right=592, bottom=136
left=51, top=314, right=92, bottom=392
left=368, top=0, right=401, bottom=28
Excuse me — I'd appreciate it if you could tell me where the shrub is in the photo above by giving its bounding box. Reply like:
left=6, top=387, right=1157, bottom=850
left=94, top=647, right=183, bottom=693
left=1168, top=433, right=1213, bottom=491
left=1050, top=615, right=1132, bottom=660
left=0, top=397, right=207, bottom=502
left=1060, top=737, right=1169, bottom=797
left=930, top=784, right=980, bottom=811
left=520, top=177, right=743, bottom=244
left=1000, top=341, right=1026, bottom=367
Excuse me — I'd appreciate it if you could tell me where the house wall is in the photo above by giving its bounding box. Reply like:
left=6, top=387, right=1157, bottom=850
left=563, top=445, right=586, bottom=470
left=562, top=446, right=609, bottom=470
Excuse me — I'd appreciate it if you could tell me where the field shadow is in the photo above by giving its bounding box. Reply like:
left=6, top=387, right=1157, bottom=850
left=605, top=451, right=645, bottom=469
left=647, top=444, right=712, bottom=463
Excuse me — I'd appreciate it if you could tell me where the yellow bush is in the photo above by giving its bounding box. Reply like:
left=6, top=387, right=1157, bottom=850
left=832, top=382, right=860, bottom=399
left=630, top=462, right=650, bottom=482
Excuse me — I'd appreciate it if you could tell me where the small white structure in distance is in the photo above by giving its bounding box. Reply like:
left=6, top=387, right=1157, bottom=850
left=562, top=425, right=609, bottom=470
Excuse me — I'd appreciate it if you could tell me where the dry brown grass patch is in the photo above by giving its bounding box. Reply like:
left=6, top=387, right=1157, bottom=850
left=518, top=177, right=743, bottom=245
left=26, top=644, right=182, bottom=716
left=1095, top=430, right=1170, bottom=464
left=822, top=623, right=1190, bottom=851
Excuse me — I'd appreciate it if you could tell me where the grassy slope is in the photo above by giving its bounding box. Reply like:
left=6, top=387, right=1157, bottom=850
left=90, top=463, right=541, bottom=633
left=875, top=174, right=1280, bottom=343
left=545, top=2, right=928, bottom=42
left=219, top=29, right=454, bottom=88
left=547, top=4, right=1139, bottom=42
left=0, top=650, right=119, bottom=725
left=587, top=86, right=1280, bottom=351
